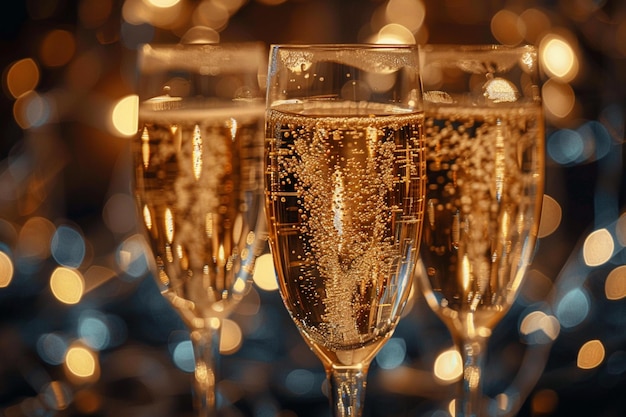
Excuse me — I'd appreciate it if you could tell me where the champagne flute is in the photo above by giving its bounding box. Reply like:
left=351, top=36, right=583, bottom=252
left=416, top=44, right=545, bottom=416
left=133, top=42, right=267, bottom=416
left=264, top=44, right=426, bottom=417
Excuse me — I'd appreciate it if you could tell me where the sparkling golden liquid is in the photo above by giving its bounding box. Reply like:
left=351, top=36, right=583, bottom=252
left=134, top=104, right=265, bottom=327
left=266, top=106, right=425, bottom=366
left=418, top=104, right=544, bottom=338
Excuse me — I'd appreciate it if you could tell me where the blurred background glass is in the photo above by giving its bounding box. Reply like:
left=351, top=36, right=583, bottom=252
left=0, top=1, right=624, bottom=417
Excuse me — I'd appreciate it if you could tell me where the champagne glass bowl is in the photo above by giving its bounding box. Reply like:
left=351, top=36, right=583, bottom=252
left=133, top=42, right=267, bottom=416
left=417, top=44, right=545, bottom=417
left=264, top=44, right=427, bottom=417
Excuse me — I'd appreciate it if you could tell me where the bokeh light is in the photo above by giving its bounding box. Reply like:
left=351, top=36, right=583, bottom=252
left=39, top=30, right=76, bottom=68
left=51, top=225, right=86, bottom=268
left=110, top=94, right=139, bottom=137
left=540, top=34, right=579, bottom=82
left=577, top=339, right=605, bottom=370
left=542, top=79, right=576, bottom=121
left=433, top=348, right=462, bottom=383
left=253, top=253, right=278, bottom=291
left=538, top=194, right=562, bottom=238
left=490, top=9, right=524, bottom=46
left=0, top=252, right=14, bottom=288
left=50, top=267, right=85, bottom=305
left=583, top=228, right=614, bottom=267
left=605, top=265, right=626, bottom=300
left=64, top=344, right=100, bottom=381
left=4, top=58, right=39, bottom=99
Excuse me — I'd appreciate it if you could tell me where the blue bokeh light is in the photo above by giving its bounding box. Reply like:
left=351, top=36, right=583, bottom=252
left=556, top=288, right=590, bottom=329
left=375, top=337, right=406, bottom=370
left=50, top=225, right=85, bottom=268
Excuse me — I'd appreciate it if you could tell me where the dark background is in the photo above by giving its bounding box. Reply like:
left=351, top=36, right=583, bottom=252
left=0, top=1, right=624, bottom=416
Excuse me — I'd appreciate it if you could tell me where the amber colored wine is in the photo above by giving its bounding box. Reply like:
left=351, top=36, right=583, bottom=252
left=134, top=102, right=265, bottom=326
left=265, top=103, right=425, bottom=366
left=417, top=104, right=544, bottom=337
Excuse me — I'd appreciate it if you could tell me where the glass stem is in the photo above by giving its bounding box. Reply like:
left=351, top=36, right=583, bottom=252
left=190, top=326, right=221, bottom=417
left=327, top=366, right=368, bottom=417
left=454, top=336, right=488, bottom=417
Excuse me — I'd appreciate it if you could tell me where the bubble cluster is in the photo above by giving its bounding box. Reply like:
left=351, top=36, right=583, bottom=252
left=266, top=104, right=425, bottom=363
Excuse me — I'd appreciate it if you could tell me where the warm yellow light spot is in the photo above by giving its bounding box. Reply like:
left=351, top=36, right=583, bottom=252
left=233, top=277, right=247, bottom=294
left=538, top=194, right=562, bottom=238
left=374, top=23, right=416, bottom=44
left=448, top=400, right=456, bottom=417
left=490, top=9, right=525, bottom=46
left=433, top=348, right=462, bottom=382
left=165, top=208, right=174, bottom=243
left=540, top=35, right=579, bottom=82
left=65, top=345, right=98, bottom=378
left=40, top=30, right=76, bottom=67
left=146, top=0, right=180, bottom=7
left=220, top=318, right=242, bottom=355
left=6, top=58, right=39, bottom=99
left=111, top=95, right=138, bottom=137
left=253, top=253, right=278, bottom=291
left=520, top=8, right=551, bottom=44
left=519, top=311, right=560, bottom=340
left=582, top=228, right=614, bottom=267
left=542, top=79, right=576, bottom=120
left=50, top=267, right=85, bottom=305
left=605, top=265, right=626, bottom=300
left=577, top=339, right=605, bottom=370
left=0, top=252, right=14, bottom=288
left=385, top=0, right=425, bottom=33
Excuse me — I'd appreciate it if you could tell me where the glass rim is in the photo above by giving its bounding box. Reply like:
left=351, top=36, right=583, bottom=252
left=270, top=43, right=419, bottom=51
left=420, top=43, right=537, bottom=53
left=139, top=41, right=266, bottom=52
